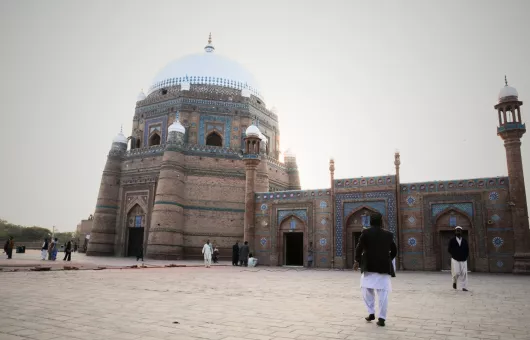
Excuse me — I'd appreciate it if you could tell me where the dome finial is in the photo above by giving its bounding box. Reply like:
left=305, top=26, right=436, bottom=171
left=204, top=33, right=215, bottom=53
left=120, top=124, right=123, bottom=133
left=505, top=75, right=508, bottom=86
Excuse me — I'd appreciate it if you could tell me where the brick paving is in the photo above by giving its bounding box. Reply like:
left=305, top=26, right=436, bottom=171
left=0, top=250, right=230, bottom=271
left=0, top=267, right=529, bottom=340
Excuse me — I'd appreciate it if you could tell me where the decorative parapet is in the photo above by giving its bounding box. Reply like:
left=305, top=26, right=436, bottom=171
left=400, top=177, right=509, bottom=194
left=147, top=76, right=263, bottom=100
left=266, top=156, right=287, bottom=171
left=125, top=145, right=166, bottom=158
left=185, top=144, right=241, bottom=158
left=248, top=105, right=279, bottom=123
left=497, top=122, right=526, bottom=134
left=124, top=143, right=243, bottom=160
left=243, top=154, right=260, bottom=160
left=135, top=97, right=247, bottom=119
left=255, top=189, right=331, bottom=202
left=335, top=175, right=396, bottom=188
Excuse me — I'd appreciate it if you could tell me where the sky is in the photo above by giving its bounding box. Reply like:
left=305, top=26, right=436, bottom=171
left=0, top=0, right=529, bottom=232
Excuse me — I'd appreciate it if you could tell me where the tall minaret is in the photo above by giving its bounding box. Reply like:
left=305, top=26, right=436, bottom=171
left=284, top=149, right=301, bottom=190
left=329, top=158, right=336, bottom=269
left=243, top=124, right=262, bottom=247
left=394, top=150, right=403, bottom=270
left=86, top=128, right=127, bottom=256
left=495, top=77, right=530, bottom=274
left=146, top=118, right=186, bottom=260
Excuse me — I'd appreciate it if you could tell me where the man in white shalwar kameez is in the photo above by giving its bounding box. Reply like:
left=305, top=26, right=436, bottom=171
left=448, top=226, right=469, bottom=291
left=202, top=240, right=213, bottom=268
left=354, top=214, right=397, bottom=327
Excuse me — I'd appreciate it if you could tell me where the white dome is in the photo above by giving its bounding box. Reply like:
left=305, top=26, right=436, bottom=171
left=113, top=130, right=128, bottom=144
left=245, top=125, right=261, bottom=137
left=259, top=132, right=268, bottom=143
left=148, top=36, right=263, bottom=100
left=136, top=90, right=146, bottom=101
left=168, top=119, right=185, bottom=134
left=284, top=148, right=296, bottom=157
left=499, top=85, right=519, bottom=101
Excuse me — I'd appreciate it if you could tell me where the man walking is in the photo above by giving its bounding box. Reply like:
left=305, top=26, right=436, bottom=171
left=202, top=240, right=213, bottom=268
left=232, top=241, right=240, bottom=266
left=354, top=214, right=397, bottom=327
left=63, top=240, right=72, bottom=261
left=41, top=238, right=49, bottom=260
left=6, top=236, right=14, bottom=259
left=448, top=226, right=469, bottom=291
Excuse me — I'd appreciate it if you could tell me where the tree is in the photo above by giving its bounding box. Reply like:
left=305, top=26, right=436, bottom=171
left=0, top=218, right=73, bottom=243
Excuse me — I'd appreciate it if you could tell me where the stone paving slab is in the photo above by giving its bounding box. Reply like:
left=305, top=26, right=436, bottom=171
left=0, top=249, right=230, bottom=271
left=0, top=267, right=529, bottom=340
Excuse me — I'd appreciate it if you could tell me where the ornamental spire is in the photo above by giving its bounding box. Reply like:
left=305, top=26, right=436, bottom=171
left=204, top=33, right=215, bottom=53
left=505, top=75, right=508, bottom=86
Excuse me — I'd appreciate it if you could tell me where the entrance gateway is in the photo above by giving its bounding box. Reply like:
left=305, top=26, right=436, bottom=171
left=284, top=232, right=303, bottom=266
left=127, top=227, right=144, bottom=257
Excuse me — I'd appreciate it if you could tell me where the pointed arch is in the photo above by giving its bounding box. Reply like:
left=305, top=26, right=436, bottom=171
left=126, top=203, right=145, bottom=228
left=279, top=214, right=306, bottom=229
left=148, top=131, right=161, bottom=146
left=125, top=196, right=149, bottom=216
left=345, top=205, right=386, bottom=229
left=206, top=131, right=223, bottom=147
left=434, top=207, right=472, bottom=227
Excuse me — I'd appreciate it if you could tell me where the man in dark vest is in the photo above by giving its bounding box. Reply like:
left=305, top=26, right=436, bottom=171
left=354, top=214, right=397, bottom=327
left=448, top=226, right=469, bottom=291
left=239, top=241, right=250, bottom=267
left=232, top=241, right=239, bottom=266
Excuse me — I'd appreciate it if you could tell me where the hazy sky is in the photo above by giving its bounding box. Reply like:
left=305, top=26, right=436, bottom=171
left=1, top=0, right=529, bottom=232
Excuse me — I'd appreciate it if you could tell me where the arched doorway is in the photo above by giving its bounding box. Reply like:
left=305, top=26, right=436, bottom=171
left=345, top=208, right=383, bottom=269
left=206, top=131, right=222, bottom=147
left=435, top=209, right=473, bottom=271
left=148, top=132, right=161, bottom=146
left=126, top=204, right=145, bottom=257
left=279, top=216, right=306, bottom=266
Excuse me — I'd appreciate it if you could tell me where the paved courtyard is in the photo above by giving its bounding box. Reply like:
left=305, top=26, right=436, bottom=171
left=0, top=267, right=529, bottom=340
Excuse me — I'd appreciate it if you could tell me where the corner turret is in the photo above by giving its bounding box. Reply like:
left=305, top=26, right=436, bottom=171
left=146, top=117, right=186, bottom=259
left=86, top=128, right=127, bottom=256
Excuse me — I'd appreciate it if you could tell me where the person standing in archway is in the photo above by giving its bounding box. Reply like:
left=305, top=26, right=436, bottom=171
left=448, top=226, right=469, bottom=291
left=354, top=214, right=397, bottom=327
left=202, top=240, right=213, bottom=268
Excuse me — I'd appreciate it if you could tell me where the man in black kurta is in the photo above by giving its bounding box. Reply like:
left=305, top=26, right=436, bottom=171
left=354, top=214, right=397, bottom=327
left=232, top=241, right=239, bottom=266
left=448, top=226, right=469, bottom=291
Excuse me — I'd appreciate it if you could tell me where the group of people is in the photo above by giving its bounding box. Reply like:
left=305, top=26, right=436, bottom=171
left=2, top=236, right=79, bottom=261
left=200, top=240, right=258, bottom=268
left=41, top=238, right=74, bottom=261
left=232, top=241, right=257, bottom=267
left=354, top=214, right=470, bottom=327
